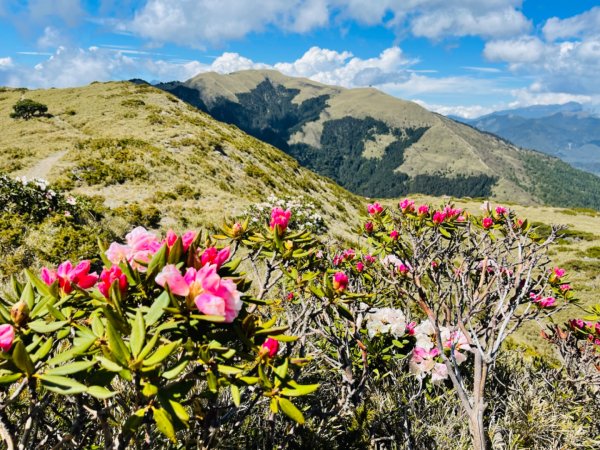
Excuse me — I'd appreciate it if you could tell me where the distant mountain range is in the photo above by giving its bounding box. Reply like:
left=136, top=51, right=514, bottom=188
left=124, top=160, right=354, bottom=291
left=452, top=103, right=600, bottom=176
left=155, top=70, right=600, bottom=209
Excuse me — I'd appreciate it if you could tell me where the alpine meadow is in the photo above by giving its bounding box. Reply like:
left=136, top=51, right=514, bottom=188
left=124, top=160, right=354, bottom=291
left=0, top=2, right=599, bottom=449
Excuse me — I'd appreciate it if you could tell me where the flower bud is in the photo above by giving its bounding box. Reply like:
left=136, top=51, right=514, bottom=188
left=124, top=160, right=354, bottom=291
left=261, top=338, right=279, bottom=358
left=0, top=324, right=15, bottom=352
left=10, top=301, right=29, bottom=327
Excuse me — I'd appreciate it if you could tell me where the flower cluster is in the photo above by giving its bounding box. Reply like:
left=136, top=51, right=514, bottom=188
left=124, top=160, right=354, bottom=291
left=568, top=319, right=600, bottom=347
left=365, top=308, right=410, bottom=338
left=244, top=194, right=327, bottom=234
left=410, top=320, right=472, bottom=383
left=41, top=260, right=98, bottom=295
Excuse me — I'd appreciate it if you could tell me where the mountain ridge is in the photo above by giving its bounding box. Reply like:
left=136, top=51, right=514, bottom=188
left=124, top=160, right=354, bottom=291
left=156, top=69, right=600, bottom=209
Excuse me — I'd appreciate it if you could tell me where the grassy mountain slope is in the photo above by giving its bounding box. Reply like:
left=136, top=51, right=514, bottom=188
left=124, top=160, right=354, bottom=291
left=0, top=82, right=363, bottom=237
left=159, top=69, right=600, bottom=209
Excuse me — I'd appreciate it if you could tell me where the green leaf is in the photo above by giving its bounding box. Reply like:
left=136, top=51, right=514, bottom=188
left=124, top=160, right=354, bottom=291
left=138, top=332, right=160, bottom=362
left=168, top=399, right=189, bottom=425
left=130, top=310, right=145, bottom=358
left=46, top=334, right=97, bottom=366
left=439, top=226, right=452, bottom=239
left=217, top=365, right=244, bottom=375
left=142, top=382, right=158, bottom=397
left=12, top=341, right=35, bottom=376
left=189, top=314, right=226, bottom=323
left=20, top=282, right=35, bottom=310
left=24, top=269, right=51, bottom=298
left=97, top=356, right=124, bottom=372
left=87, top=385, right=116, bottom=399
left=31, top=339, right=53, bottom=362
left=91, top=315, right=105, bottom=337
left=106, top=321, right=131, bottom=366
left=254, top=326, right=289, bottom=336
left=274, top=359, right=289, bottom=387
left=29, top=295, right=51, bottom=319
left=162, top=360, right=189, bottom=380
left=145, top=291, right=170, bottom=326
left=45, top=360, right=96, bottom=376
left=28, top=320, right=68, bottom=334
left=142, top=340, right=180, bottom=367
left=123, top=408, right=146, bottom=434
left=336, top=303, right=354, bottom=321
left=46, top=304, right=66, bottom=321
left=278, top=397, right=305, bottom=424
left=0, top=373, right=22, bottom=384
left=146, top=244, right=168, bottom=281
left=153, top=407, right=176, bottom=443
left=38, top=374, right=87, bottom=395
left=167, top=237, right=184, bottom=265
left=280, top=383, right=319, bottom=397
left=206, top=370, right=218, bottom=393
left=230, top=385, right=241, bottom=407
left=269, top=334, right=299, bottom=342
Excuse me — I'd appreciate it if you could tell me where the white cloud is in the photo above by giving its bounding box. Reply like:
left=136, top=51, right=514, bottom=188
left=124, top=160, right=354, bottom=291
left=117, top=0, right=530, bottom=47
left=543, top=7, right=600, bottom=41
left=508, top=87, right=593, bottom=109
left=275, top=46, right=415, bottom=87
left=0, top=57, right=14, bottom=70
left=37, top=26, right=63, bottom=48
left=413, top=100, right=496, bottom=119
left=484, top=36, right=545, bottom=64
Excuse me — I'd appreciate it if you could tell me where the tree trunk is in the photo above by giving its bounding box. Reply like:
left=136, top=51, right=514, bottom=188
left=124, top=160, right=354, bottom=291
left=468, top=409, right=489, bottom=450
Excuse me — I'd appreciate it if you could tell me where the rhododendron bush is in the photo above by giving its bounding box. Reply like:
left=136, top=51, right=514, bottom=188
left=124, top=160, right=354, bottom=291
left=0, top=194, right=598, bottom=449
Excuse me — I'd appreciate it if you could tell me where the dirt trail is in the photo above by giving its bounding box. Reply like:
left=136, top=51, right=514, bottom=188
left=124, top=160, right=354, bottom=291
left=22, top=150, right=67, bottom=180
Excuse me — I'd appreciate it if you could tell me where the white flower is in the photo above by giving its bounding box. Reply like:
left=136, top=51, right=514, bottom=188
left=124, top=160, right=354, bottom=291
left=366, top=307, right=406, bottom=338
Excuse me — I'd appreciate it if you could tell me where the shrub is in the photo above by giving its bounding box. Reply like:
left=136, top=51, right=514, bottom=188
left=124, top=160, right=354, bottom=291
left=10, top=99, right=49, bottom=119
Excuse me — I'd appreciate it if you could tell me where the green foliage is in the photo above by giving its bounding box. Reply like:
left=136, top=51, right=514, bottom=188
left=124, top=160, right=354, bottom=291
left=113, top=203, right=162, bottom=228
left=9, top=98, right=49, bottom=120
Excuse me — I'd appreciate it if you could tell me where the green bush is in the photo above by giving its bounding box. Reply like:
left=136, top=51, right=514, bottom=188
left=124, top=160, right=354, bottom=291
left=10, top=99, right=49, bottom=120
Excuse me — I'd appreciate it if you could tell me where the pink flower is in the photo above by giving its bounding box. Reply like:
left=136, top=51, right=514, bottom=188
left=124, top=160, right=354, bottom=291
left=356, top=262, right=365, bottom=272
left=397, top=264, right=409, bottom=276
left=342, top=248, right=356, bottom=261
left=41, top=261, right=98, bottom=294
left=0, top=324, right=14, bottom=352
left=406, top=321, right=416, bottom=336
left=482, top=217, right=494, bottom=229
left=495, top=206, right=508, bottom=216
left=532, top=295, right=556, bottom=308
left=200, top=247, right=231, bottom=269
left=287, top=292, right=295, bottom=301
left=417, top=205, right=429, bottom=216
left=165, top=230, right=197, bottom=251
left=552, top=267, right=566, bottom=279
left=559, top=284, right=571, bottom=293
left=364, top=254, right=376, bottom=265
left=189, top=265, right=242, bottom=322
left=98, top=266, right=128, bottom=299
left=270, top=208, right=291, bottom=234
left=155, top=265, right=190, bottom=297
left=443, top=206, right=462, bottom=219
left=156, top=264, right=243, bottom=322
left=399, top=198, right=415, bottom=213
left=261, top=338, right=279, bottom=358
left=333, top=272, right=349, bottom=292
left=390, top=230, right=399, bottom=240
left=364, top=221, right=374, bottom=233
left=432, top=211, right=446, bottom=224
left=106, top=227, right=162, bottom=272
left=367, top=202, right=384, bottom=215
left=456, top=215, right=466, bottom=222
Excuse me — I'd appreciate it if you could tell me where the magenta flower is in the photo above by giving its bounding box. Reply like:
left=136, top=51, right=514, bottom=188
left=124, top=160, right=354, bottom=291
left=367, top=202, right=384, bottom=215
left=399, top=198, right=415, bottom=213
left=261, top=338, right=279, bottom=358
left=41, top=261, right=98, bottom=295
left=356, top=262, right=365, bottom=272
left=200, top=246, right=231, bottom=269
left=552, top=267, right=566, bottom=279
left=397, top=264, right=409, bottom=276
left=559, top=283, right=571, bottom=293
left=364, top=254, right=376, bottom=265
left=269, top=207, right=291, bottom=234
left=531, top=294, right=556, bottom=308
left=495, top=206, right=508, bottom=216
left=417, top=205, right=429, bottom=216
left=0, top=324, right=14, bottom=352
left=432, top=211, right=446, bottom=225
left=406, top=321, right=416, bottom=336
left=482, top=217, right=494, bottom=229
left=364, top=221, right=374, bottom=233
left=333, top=271, right=349, bottom=292
left=390, top=230, right=399, bottom=240
left=106, top=227, right=162, bottom=272
left=98, top=266, right=128, bottom=299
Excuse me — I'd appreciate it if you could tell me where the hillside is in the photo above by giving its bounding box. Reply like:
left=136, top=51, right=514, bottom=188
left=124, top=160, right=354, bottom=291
left=157, top=70, right=600, bottom=209
left=456, top=103, right=600, bottom=176
left=0, top=82, right=364, bottom=237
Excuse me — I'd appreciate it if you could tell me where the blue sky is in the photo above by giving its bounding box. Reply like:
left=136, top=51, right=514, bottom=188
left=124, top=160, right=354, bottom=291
left=1, top=0, right=599, bottom=117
